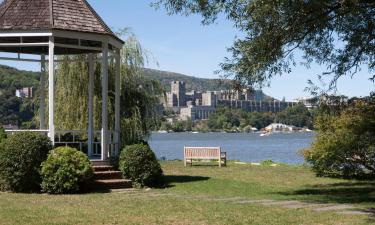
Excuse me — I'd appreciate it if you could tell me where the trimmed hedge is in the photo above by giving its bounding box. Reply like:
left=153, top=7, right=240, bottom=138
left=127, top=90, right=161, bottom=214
left=119, top=144, right=164, bottom=188
left=41, top=147, right=94, bottom=194
left=0, top=132, right=52, bottom=192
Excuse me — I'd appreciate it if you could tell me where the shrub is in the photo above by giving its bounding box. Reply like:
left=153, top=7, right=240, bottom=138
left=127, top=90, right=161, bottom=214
left=41, top=147, right=94, bottom=194
left=260, top=159, right=276, bottom=166
left=0, top=132, right=52, bottom=192
left=302, top=97, right=375, bottom=179
left=119, top=143, right=164, bottom=188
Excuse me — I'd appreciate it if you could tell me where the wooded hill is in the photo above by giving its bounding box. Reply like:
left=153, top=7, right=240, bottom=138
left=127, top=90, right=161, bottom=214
left=141, top=68, right=231, bottom=92
left=141, top=68, right=273, bottom=100
left=0, top=65, right=39, bottom=127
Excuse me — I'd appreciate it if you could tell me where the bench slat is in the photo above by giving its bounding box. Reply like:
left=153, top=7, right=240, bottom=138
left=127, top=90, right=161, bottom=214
left=184, top=146, right=226, bottom=167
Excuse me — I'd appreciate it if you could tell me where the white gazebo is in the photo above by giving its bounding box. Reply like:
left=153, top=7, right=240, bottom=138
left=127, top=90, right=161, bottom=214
left=0, top=0, right=124, bottom=161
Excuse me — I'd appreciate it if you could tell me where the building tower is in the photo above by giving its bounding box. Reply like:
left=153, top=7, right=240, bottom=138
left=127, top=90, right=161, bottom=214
left=171, top=81, right=186, bottom=107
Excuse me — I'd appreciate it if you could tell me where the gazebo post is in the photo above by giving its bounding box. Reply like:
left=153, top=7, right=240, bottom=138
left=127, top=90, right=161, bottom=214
left=88, top=53, right=94, bottom=158
left=101, top=42, right=109, bottom=160
left=115, top=49, right=121, bottom=155
left=48, top=36, right=55, bottom=145
left=40, top=54, right=46, bottom=129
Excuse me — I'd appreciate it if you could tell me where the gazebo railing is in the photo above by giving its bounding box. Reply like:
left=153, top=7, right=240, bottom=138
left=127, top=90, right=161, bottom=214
left=5, top=129, right=49, bottom=135
left=4, top=129, right=119, bottom=158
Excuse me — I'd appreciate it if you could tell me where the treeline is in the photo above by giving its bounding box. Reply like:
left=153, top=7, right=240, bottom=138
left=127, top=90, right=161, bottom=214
left=206, top=104, right=314, bottom=132
left=159, top=104, right=314, bottom=132
left=0, top=65, right=39, bottom=128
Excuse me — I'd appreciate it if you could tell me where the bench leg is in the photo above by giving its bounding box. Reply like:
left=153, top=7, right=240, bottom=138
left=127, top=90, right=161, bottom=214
left=184, top=158, right=187, bottom=167
left=219, top=158, right=221, bottom=167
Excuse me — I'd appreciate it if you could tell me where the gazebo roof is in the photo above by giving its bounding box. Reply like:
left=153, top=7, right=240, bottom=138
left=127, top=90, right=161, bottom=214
left=0, top=0, right=123, bottom=55
left=0, top=0, right=115, bottom=36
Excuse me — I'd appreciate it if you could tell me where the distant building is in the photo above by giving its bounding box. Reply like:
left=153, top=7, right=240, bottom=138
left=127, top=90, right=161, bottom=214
left=163, top=80, right=298, bottom=120
left=218, top=88, right=263, bottom=101
left=167, top=81, right=186, bottom=107
left=15, top=87, right=34, bottom=98
left=264, top=123, right=299, bottom=132
left=186, top=90, right=202, bottom=106
left=180, top=105, right=216, bottom=121
left=202, top=91, right=217, bottom=107
left=218, top=100, right=295, bottom=113
left=295, top=97, right=318, bottom=110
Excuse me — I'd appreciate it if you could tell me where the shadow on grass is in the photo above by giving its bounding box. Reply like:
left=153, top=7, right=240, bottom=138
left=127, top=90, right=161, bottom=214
left=278, top=181, right=375, bottom=204
left=164, top=175, right=210, bottom=188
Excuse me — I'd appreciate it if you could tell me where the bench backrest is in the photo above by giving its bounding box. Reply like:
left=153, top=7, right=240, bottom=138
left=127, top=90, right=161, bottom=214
left=184, top=147, right=221, bottom=159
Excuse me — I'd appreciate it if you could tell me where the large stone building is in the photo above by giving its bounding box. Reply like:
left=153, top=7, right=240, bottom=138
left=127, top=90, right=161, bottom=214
left=202, top=91, right=217, bottom=107
left=180, top=104, right=216, bottom=121
left=166, top=81, right=186, bottom=107
left=163, top=80, right=299, bottom=121
left=218, top=100, right=295, bottom=113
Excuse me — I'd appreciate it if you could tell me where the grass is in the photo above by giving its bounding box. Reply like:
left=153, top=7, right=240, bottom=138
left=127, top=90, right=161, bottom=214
left=0, top=161, right=374, bottom=225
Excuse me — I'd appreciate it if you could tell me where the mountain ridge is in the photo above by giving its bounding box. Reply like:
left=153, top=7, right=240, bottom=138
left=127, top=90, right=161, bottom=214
left=141, top=68, right=274, bottom=100
left=141, top=68, right=232, bottom=92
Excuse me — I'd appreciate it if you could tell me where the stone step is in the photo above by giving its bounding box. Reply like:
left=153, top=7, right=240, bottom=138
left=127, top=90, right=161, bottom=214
left=91, top=160, right=111, bottom=167
left=94, top=171, right=123, bottom=180
left=93, top=165, right=114, bottom=172
left=94, top=179, right=132, bottom=190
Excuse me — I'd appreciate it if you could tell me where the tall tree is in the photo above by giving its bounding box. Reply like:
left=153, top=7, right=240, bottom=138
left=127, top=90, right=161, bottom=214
left=54, top=31, right=163, bottom=146
left=153, top=0, right=375, bottom=88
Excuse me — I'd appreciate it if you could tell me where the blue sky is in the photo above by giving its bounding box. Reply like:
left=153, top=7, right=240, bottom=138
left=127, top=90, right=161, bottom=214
left=2, top=0, right=374, bottom=101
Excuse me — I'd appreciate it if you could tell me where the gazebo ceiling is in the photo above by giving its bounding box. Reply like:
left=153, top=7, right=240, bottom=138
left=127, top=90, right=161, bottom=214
left=0, top=0, right=123, bottom=55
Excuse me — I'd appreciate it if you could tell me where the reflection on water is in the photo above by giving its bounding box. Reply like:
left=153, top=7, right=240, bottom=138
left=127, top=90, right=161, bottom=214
left=148, top=132, right=315, bottom=165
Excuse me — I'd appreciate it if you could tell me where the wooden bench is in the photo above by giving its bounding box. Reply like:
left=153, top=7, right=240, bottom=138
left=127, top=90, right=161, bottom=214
left=184, top=147, right=227, bottom=167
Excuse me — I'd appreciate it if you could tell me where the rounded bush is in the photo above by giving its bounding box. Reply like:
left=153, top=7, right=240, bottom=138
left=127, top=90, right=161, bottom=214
left=119, top=144, right=164, bottom=188
left=41, top=147, right=94, bottom=194
left=0, top=132, right=52, bottom=192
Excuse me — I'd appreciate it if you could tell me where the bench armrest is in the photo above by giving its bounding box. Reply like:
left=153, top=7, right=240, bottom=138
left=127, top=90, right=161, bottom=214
left=221, top=152, right=227, bottom=158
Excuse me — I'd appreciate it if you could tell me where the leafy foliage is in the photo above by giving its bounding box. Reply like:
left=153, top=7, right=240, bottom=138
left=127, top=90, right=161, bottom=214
left=276, top=104, right=313, bottom=128
left=0, top=65, right=39, bottom=127
left=0, top=132, right=52, bottom=192
left=54, top=31, right=163, bottom=147
left=260, top=159, right=277, bottom=166
left=206, top=105, right=314, bottom=131
left=207, top=108, right=268, bottom=131
left=153, top=0, right=375, bottom=88
left=119, top=143, right=164, bottom=188
left=160, top=119, right=193, bottom=132
left=0, top=127, right=6, bottom=143
left=302, top=96, right=375, bottom=179
left=41, top=147, right=94, bottom=194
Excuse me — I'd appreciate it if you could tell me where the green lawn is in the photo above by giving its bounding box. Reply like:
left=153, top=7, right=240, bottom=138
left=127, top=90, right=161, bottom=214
left=0, top=161, right=374, bottom=225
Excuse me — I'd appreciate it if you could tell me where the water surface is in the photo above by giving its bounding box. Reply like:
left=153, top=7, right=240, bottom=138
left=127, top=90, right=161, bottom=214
left=149, top=132, right=315, bottom=165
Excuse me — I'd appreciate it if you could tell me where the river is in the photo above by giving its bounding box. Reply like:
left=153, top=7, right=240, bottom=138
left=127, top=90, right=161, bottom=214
left=148, top=132, right=315, bottom=165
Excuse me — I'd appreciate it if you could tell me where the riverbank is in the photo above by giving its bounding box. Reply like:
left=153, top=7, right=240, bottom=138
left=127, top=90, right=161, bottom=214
left=0, top=161, right=373, bottom=225
left=153, top=130, right=314, bottom=134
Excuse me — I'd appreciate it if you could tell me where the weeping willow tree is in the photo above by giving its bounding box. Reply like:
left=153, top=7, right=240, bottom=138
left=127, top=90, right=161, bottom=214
left=53, top=31, right=163, bottom=146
